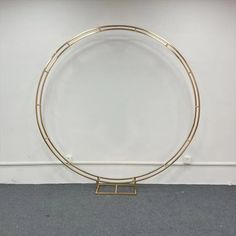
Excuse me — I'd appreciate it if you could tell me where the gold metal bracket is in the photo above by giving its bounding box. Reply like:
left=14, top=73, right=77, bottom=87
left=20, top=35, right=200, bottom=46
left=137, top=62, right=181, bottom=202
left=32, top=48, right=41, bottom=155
left=96, top=177, right=137, bottom=195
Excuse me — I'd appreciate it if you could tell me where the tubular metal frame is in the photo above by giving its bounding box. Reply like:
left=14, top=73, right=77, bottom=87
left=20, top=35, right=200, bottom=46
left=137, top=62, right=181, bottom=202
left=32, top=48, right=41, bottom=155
left=35, top=25, right=200, bottom=193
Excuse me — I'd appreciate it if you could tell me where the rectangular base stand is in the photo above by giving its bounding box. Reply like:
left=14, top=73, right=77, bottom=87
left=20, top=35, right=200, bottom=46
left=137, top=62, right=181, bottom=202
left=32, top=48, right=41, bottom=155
left=95, top=178, right=137, bottom=195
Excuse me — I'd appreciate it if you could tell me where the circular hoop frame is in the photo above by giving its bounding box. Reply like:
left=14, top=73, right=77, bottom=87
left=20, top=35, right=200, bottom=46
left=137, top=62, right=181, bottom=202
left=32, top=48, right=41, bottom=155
left=36, top=25, right=200, bottom=184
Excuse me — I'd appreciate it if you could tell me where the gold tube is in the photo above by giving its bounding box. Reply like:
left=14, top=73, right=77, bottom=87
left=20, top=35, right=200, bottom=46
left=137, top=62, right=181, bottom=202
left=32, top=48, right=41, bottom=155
left=35, top=25, right=200, bottom=185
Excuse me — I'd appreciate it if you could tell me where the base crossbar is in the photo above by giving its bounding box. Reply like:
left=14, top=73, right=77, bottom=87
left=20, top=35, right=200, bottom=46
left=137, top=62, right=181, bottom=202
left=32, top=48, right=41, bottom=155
left=95, top=178, right=137, bottom=195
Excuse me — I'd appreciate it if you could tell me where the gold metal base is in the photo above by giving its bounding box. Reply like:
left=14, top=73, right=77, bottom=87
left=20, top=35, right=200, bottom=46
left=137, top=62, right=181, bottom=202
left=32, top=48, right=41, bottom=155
left=96, top=178, right=137, bottom=195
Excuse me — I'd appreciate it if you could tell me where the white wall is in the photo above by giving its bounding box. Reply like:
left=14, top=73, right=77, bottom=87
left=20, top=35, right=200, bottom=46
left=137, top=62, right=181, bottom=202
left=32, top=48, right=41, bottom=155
left=0, top=0, right=236, bottom=184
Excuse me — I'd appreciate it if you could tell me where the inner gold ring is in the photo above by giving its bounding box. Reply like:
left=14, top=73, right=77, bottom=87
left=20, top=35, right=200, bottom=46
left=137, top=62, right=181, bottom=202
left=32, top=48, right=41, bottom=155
left=35, top=25, right=200, bottom=184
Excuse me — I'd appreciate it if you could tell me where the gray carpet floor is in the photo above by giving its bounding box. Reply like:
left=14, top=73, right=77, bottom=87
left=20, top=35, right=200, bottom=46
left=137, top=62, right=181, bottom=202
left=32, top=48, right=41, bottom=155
left=0, top=184, right=235, bottom=236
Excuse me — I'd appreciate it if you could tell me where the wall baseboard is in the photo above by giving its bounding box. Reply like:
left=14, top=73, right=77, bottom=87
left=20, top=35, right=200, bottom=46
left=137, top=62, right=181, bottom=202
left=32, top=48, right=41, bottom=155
left=1, top=161, right=236, bottom=166
left=0, top=162, right=235, bottom=185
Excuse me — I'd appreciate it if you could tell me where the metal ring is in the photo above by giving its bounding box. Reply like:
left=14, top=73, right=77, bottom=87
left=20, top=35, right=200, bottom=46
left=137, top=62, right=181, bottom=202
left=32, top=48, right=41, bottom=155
left=35, top=25, right=200, bottom=183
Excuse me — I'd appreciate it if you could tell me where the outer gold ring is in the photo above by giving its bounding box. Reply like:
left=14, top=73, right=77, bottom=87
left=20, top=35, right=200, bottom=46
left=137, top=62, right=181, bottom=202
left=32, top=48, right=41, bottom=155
left=36, top=25, right=200, bottom=184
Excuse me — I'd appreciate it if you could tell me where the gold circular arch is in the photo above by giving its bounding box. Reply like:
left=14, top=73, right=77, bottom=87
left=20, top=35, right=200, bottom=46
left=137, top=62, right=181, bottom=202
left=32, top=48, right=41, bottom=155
left=35, top=25, right=200, bottom=188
